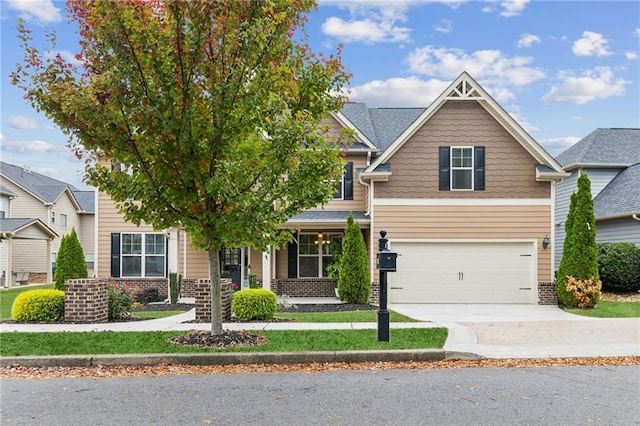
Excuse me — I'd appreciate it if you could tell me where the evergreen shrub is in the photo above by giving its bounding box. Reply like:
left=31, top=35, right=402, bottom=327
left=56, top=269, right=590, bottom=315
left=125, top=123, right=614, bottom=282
left=12, top=289, right=65, bottom=321
left=232, top=289, right=277, bottom=320
left=54, top=228, right=87, bottom=291
left=597, top=243, right=640, bottom=292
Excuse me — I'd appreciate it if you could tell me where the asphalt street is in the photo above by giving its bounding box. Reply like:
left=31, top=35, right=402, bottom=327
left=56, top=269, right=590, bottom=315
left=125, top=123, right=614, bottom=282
left=1, top=365, right=638, bottom=425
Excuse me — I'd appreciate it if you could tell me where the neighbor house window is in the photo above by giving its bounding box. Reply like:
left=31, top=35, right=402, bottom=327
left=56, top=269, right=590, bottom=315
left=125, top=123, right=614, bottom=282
left=439, top=146, right=485, bottom=191
left=85, top=253, right=94, bottom=270
left=0, top=210, right=4, bottom=219
left=59, top=213, right=68, bottom=228
left=120, top=233, right=166, bottom=277
left=51, top=252, right=57, bottom=273
left=298, top=233, right=342, bottom=278
left=51, top=211, right=55, bottom=224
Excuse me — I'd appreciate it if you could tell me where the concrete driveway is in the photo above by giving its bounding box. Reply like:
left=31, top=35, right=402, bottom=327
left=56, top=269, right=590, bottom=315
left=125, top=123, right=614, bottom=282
left=389, top=303, right=640, bottom=359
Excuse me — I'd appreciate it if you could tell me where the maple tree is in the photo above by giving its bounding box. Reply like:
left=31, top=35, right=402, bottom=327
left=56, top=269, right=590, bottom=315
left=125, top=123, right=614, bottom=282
left=12, top=0, right=351, bottom=334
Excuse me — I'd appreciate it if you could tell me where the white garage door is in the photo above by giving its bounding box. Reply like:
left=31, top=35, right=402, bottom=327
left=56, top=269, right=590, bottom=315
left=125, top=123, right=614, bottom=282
left=388, top=242, right=536, bottom=304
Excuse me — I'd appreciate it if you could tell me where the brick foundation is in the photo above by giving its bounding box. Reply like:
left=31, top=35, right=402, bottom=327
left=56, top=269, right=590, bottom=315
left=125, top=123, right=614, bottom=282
left=369, top=280, right=379, bottom=305
left=194, top=278, right=232, bottom=322
left=108, top=278, right=169, bottom=300
left=271, top=278, right=337, bottom=297
left=538, top=281, right=558, bottom=305
left=64, top=279, right=109, bottom=323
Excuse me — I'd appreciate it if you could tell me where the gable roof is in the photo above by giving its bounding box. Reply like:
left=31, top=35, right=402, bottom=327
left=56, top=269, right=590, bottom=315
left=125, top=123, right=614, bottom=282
left=362, top=72, right=565, bottom=176
left=556, top=128, right=640, bottom=170
left=594, top=163, right=640, bottom=219
left=0, top=161, right=94, bottom=213
left=1, top=161, right=78, bottom=203
left=0, top=218, right=58, bottom=239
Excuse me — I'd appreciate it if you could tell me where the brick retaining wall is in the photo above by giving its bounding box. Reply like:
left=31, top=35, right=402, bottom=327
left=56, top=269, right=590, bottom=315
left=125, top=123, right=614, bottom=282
left=271, top=278, right=336, bottom=297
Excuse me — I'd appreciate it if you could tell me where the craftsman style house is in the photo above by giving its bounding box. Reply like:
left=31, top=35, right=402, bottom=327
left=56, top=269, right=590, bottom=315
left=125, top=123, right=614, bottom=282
left=96, top=72, right=567, bottom=304
left=0, top=162, right=95, bottom=286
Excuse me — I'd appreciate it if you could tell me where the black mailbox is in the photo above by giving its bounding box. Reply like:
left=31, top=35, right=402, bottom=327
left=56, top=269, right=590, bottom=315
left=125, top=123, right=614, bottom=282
left=377, top=251, right=397, bottom=272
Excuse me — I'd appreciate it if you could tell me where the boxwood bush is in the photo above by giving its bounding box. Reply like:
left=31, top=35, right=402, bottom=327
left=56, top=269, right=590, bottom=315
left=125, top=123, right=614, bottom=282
left=232, top=289, right=277, bottom=320
left=597, top=242, right=640, bottom=292
left=12, top=289, right=65, bottom=321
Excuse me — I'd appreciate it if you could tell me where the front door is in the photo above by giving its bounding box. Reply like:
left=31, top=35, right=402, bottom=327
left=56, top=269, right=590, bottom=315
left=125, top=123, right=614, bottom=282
left=220, top=248, right=241, bottom=288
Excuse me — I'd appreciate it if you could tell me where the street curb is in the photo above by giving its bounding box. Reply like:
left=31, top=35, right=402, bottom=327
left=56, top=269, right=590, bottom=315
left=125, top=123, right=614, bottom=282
left=0, top=349, right=483, bottom=368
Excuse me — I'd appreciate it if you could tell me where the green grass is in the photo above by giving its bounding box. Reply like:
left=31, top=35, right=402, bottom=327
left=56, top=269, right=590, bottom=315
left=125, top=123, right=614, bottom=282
left=276, top=310, right=417, bottom=323
left=0, top=284, right=54, bottom=320
left=0, top=328, right=447, bottom=356
left=566, top=300, right=640, bottom=318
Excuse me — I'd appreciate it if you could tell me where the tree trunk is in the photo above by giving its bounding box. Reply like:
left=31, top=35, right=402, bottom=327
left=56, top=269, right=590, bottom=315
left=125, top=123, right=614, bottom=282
left=208, top=248, right=223, bottom=335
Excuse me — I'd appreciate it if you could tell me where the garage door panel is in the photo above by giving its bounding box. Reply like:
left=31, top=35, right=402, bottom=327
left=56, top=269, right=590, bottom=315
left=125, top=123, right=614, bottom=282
left=388, top=242, right=536, bottom=304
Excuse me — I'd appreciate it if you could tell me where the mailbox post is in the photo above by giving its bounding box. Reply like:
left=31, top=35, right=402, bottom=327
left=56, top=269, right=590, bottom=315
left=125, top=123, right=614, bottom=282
left=376, top=230, right=397, bottom=342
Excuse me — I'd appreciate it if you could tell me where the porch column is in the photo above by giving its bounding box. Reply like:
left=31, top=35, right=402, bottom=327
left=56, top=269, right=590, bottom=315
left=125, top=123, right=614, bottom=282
left=46, top=238, right=52, bottom=283
left=167, top=229, right=179, bottom=274
left=262, top=246, right=271, bottom=291
left=4, top=238, right=12, bottom=288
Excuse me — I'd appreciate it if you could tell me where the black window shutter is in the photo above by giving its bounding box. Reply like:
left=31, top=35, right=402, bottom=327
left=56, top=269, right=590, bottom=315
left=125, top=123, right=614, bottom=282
left=287, top=233, right=298, bottom=278
left=344, top=162, right=354, bottom=200
left=439, top=147, right=450, bottom=191
left=474, top=146, right=485, bottom=191
left=110, top=233, right=121, bottom=278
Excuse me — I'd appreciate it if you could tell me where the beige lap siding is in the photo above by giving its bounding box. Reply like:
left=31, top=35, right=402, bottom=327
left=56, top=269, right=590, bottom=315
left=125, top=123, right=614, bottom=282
left=373, top=204, right=552, bottom=282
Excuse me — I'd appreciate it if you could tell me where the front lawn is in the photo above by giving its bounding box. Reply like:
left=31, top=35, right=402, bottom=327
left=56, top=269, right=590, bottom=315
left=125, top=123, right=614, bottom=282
left=275, top=310, right=417, bottom=323
left=566, top=300, right=640, bottom=318
left=0, top=328, right=447, bottom=356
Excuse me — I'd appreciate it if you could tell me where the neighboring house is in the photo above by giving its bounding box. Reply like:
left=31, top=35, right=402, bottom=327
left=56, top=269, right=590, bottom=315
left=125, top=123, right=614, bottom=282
left=97, top=72, right=567, bottom=304
left=0, top=162, right=95, bottom=286
left=554, top=128, right=640, bottom=269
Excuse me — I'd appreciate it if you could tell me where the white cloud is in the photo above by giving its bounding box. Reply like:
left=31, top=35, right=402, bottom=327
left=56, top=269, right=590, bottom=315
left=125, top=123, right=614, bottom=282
left=541, top=67, right=628, bottom=104
left=540, top=136, right=581, bottom=156
left=434, top=19, right=452, bottom=34
left=1, top=139, right=62, bottom=154
left=572, top=31, right=612, bottom=57
left=634, top=28, right=640, bottom=37
left=625, top=51, right=639, bottom=60
left=347, top=76, right=450, bottom=107
left=6, top=0, right=62, bottom=24
left=516, top=33, right=541, bottom=48
left=321, top=16, right=410, bottom=43
left=7, top=115, right=39, bottom=130
left=500, top=0, right=529, bottom=17
left=406, top=45, right=545, bottom=87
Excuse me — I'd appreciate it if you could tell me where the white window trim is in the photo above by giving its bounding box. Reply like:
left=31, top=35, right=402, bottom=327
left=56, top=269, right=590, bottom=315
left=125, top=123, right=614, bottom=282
left=120, top=232, right=166, bottom=278
left=59, top=213, right=68, bottom=228
left=298, top=232, right=342, bottom=278
left=450, top=146, right=474, bottom=191
left=332, top=176, right=345, bottom=200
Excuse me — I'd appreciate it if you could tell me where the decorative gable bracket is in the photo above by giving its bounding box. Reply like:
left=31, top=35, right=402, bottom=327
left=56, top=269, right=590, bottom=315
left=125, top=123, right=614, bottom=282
left=445, top=79, right=483, bottom=100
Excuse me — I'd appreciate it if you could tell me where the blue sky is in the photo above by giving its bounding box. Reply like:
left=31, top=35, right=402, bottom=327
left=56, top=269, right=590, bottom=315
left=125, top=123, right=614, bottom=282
left=1, top=0, right=639, bottom=189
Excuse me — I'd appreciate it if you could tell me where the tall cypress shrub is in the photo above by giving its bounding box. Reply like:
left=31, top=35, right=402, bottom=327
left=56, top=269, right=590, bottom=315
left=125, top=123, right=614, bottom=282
left=556, top=191, right=577, bottom=306
left=556, top=170, right=600, bottom=307
left=337, top=212, right=370, bottom=304
left=54, top=228, right=88, bottom=290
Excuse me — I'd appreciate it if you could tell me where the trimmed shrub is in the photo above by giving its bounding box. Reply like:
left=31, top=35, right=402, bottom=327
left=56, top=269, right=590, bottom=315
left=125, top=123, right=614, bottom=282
left=169, top=272, right=182, bottom=304
left=597, top=242, right=640, bottom=292
left=12, top=289, right=65, bottom=321
left=54, top=228, right=88, bottom=291
left=232, top=289, right=277, bottom=320
left=136, top=287, right=161, bottom=304
left=337, top=212, right=370, bottom=304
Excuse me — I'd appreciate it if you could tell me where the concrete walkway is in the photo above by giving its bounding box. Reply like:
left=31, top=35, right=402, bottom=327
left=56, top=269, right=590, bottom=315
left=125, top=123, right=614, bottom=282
left=1, top=301, right=638, bottom=363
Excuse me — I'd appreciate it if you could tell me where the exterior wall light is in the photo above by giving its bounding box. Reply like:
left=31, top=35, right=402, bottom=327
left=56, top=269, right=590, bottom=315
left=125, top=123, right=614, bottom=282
left=542, top=235, right=550, bottom=250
